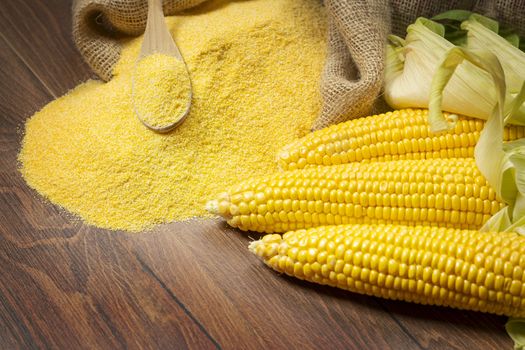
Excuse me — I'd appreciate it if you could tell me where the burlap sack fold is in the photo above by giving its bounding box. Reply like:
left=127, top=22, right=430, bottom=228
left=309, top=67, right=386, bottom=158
left=315, top=0, right=390, bottom=130
left=72, top=0, right=525, bottom=128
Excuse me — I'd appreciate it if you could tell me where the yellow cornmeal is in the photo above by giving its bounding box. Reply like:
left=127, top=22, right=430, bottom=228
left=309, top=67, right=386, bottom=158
left=133, top=54, right=190, bottom=128
left=19, top=0, right=327, bottom=231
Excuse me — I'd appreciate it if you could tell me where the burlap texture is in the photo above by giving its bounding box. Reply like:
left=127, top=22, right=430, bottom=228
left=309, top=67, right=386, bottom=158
left=72, top=0, right=525, bottom=128
left=72, top=0, right=207, bottom=81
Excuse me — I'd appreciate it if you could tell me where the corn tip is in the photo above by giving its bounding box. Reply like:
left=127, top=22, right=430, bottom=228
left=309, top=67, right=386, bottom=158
left=249, top=238, right=281, bottom=260
left=205, top=200, right=219, bottom=215
left=248, top=240, right=263, bottom=254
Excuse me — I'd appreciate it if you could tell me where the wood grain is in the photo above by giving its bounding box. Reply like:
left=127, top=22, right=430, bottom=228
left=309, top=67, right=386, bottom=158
left=0, top=0, right=515, bottom=349
left=0, top=0, right=94, bottom=96
left=130, top=222, right=419, bottom=349
left=381, top=300, right=510, bottom=349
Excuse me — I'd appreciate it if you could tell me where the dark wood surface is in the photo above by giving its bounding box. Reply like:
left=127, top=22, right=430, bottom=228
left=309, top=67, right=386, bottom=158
left=0, top=1, right=514, bottom=349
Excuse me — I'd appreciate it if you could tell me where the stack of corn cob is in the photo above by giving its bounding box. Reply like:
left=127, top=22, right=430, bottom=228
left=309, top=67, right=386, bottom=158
left=207, top=108, right=525, bottom=317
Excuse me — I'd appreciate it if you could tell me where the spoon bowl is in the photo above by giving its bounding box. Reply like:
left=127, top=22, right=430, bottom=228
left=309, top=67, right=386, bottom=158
left=132, top=0, right=192, bottom=133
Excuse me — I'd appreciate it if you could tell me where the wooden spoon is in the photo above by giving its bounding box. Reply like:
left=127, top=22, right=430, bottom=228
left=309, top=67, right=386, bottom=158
left=132, top=0, right=192, bottom=133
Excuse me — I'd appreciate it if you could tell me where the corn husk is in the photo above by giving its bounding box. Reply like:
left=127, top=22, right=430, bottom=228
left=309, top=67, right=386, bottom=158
left=385, top=16, right=525, bottom=127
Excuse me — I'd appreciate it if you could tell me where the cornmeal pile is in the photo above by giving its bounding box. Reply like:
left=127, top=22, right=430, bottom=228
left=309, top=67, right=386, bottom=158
left=19, top=0, right=327, bottom=231
left=133, top=53, right=191, bottom=128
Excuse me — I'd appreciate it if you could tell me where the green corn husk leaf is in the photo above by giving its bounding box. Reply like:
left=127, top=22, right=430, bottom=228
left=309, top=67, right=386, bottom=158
left=384, top=17, right=525, bottom=124
left=507, top=319, right=525, bottom=350
left=442, top=24, right=468, bottom=46
left=462, top=14, right=525, bottom=93
left=428, top=46, right=525, bottom=350
left=432, top=10, right=471, bottom=45
left=433, top=10, right=525, bottom=51
left=432, top=9, right=474, bottom=22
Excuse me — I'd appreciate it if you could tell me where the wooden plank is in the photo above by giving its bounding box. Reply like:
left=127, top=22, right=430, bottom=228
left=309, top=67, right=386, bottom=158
left=0, top=226, right=219, bottom=349
left=0, top=34, right=53, bottom=176
left=130, top=221, right=422, bottom=350
left=379, top=300, right=512, bottom=349
left=0, top=0, right=94, bottom=97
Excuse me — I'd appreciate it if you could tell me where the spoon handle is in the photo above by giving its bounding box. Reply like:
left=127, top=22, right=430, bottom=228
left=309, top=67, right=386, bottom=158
left=140, top=0, right=182, bottom=60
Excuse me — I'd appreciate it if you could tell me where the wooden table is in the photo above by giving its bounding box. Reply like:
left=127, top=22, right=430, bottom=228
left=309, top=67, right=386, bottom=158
left=0, top=1, right=513, bottom=349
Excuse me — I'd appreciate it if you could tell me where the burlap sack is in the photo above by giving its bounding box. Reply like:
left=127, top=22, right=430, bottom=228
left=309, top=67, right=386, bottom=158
left=72, top=0, right=525, bottom=129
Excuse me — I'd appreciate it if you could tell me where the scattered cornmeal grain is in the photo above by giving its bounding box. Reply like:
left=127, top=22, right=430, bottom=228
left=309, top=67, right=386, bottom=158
left=133, top=53, right=190, bottom=128
left=18, top=0, right=327, bottom=231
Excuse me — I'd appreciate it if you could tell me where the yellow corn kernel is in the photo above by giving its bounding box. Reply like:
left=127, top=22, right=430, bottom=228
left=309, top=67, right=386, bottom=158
left=208, top=158, right=504, bottom=233
left=249, top=224, right=525, bottom=317
left=277, top=109, right=525, bottom=170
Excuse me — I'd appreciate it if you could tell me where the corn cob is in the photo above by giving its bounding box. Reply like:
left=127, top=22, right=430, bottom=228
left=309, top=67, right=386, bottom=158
left=250, top=224, right=525, bottom=317
left=277, top=108, right=525, bottom=170
left=207, top=158, right=504, bottom=233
